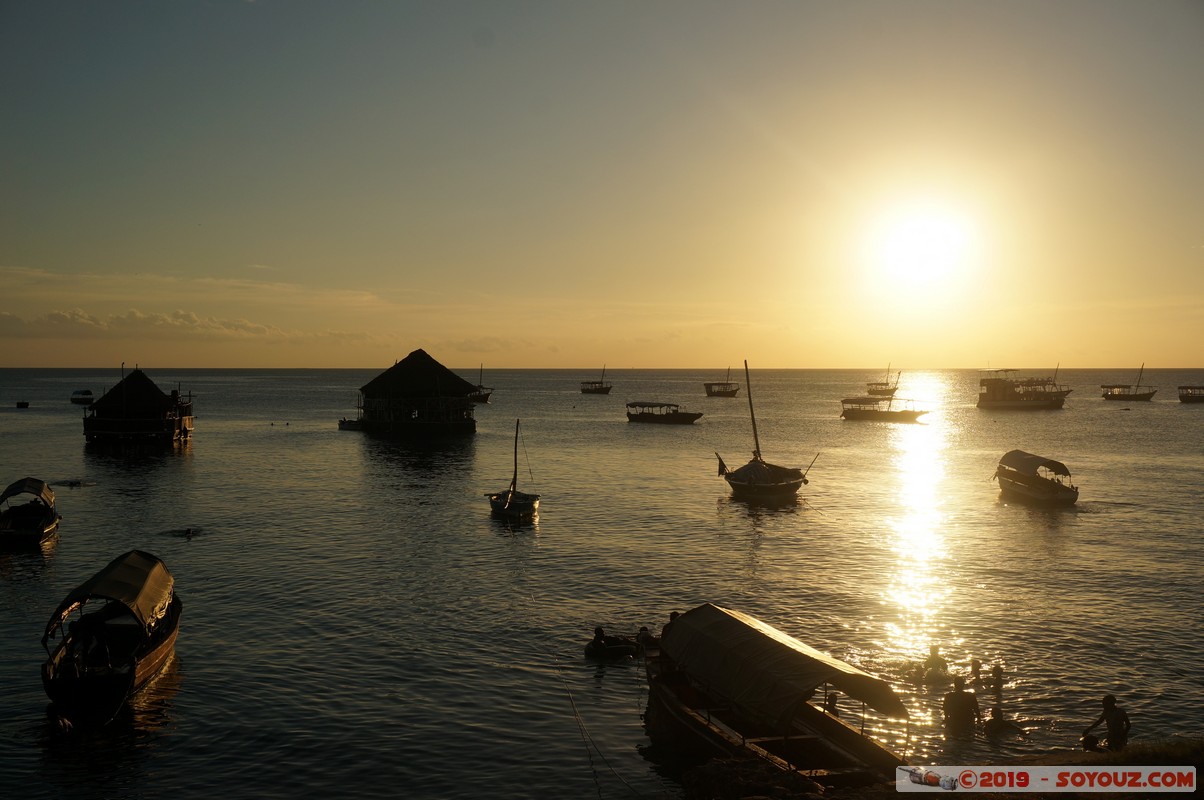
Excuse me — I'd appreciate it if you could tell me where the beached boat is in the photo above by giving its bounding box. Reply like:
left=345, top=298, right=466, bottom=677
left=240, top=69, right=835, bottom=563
left=41, top=550, right=183, bottom=725
left=467, top=364, right=493, bottom=404
left=1102, top=363, right=1156, bottom=401
left=580, top=365, right=612, bottom=395
left=643, top=603, right=909, bottom=789
left=704, top=367, right=740, bottom=397
left=626, top=401, right=703, bottom=424
left=840, top=396, right=927, bottom=423
left=977, top=369, right=1065, bottom=410
left=0, top=477, right=62, bottom=549
left=993, top=450, right=1078, bottom=506
left=716, top=361, right=813, bottom=500
left=485, top=419, right=540, bottom=519
left=1178, top=386, right=1204, bottom=404
left=70, top=389, right=94, bottom=405
left=866, top=366, right=899, bottom=398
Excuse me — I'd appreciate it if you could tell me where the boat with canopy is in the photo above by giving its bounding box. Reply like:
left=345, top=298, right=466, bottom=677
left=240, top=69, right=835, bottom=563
left=0, top=477, right=62, bottom=548
left=993, top=449, right=1079, bottom=506
left=1102, top=363, right=1156, bottom=401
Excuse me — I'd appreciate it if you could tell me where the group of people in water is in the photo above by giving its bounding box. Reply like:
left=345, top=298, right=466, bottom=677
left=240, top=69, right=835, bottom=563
left=922, top=645, right=1131, bottom=751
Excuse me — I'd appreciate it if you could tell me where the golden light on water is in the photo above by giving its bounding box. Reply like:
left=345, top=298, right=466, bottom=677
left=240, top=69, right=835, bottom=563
left=881, top=373, right=959, bottom=666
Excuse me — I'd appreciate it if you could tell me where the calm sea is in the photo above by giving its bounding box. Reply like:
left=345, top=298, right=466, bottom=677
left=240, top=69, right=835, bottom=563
left=1, top=367, right=1201, bottom=799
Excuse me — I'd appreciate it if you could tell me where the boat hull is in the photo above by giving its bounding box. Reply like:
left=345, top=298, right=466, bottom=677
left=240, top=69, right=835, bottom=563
left=1102, top=391, right=1156, bottom=401
left=627, top=411, right=703, bottom=424
left=580, top=385, right=612, bottom=394
left=704, top=383, right=739, bottom=397
left=487, top=490, right=540, bottom=519
left=1179, top=387, right=1204, bottom=404
left=977, top=397, right=1064, bottom=410
left=996, top=474, right=1078, bottom=506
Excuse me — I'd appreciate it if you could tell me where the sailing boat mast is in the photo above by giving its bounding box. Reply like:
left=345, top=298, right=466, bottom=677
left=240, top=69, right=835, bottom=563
left=743, top=360, right=762, bottom=460
left=1136, top=362, right=1145, bottom=390
left=509, top=419, right=520, bottom=493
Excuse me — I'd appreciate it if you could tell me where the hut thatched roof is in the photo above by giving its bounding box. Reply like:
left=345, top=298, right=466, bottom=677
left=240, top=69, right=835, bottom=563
left=89, top=369, right=175, bottom=417
left=361, top=349, right=477, bottom=398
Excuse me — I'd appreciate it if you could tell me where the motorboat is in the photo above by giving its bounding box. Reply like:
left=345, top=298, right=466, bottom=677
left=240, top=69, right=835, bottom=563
left=626, top=402, right=703, bottom=424
left=1178, top=386, right=1204, bottom=404
left=643, top=603, right=909, bottom=789
left=704, top=367, right=740, bottom=397
left=839, top=396, right=927, bottom=423
left=977, top=369, right=1064, bottom=410
left=70, top=389, right=94, bottom=405
left=580, top=365, right=612, bottom=395
left=1102, top=364, right=1156, bottom=401
left=41, top=550, right=183, bottom=725
left=0, top=477, right=62, bottom=548
left=866, top=365, right=899, bottom=398
left=993, top=450, right=1078, bottom=506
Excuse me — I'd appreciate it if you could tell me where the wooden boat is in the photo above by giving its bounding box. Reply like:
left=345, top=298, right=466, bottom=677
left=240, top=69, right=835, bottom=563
left=485, top=419, right=540, bottom=519
left=467, top=364, right=493, bottom=404
left=0, top=477, right=62, bottom=549
left=866, top=365, right=899, bottom=398
left=644, top=603, right=909, bottom=789
left=1102, top=363, right=1156, bottom=401
left=41, top=550, right=183, bottom=725
left=1178, top=386, right=1204, bottom=404
left=840, top=396, right=927, bottom=423
left=70, top=389, right=94, bottom=405
left=626, top=401, right=703, bottom=424
left=716, top=361, right=812, bottom=499
left=993, top=450, right=1078, bottom=506
left=704, top=367, right=740, bottom=397
left=580, top=365, right=612, bottom=394
left=977, top=369, right=1064, bottom=410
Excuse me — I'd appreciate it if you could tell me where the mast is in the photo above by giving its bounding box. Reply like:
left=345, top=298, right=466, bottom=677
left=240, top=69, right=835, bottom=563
left=600, top=364, right=606, bottom=383
left=1136, top=362, right=1145, bottom=389
left=510, top=419, right=520, bottom=493
left=743, top=360, right=762, bottom=460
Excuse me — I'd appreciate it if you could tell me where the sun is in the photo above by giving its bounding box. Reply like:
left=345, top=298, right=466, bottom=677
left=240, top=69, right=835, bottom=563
left=863, top=202, right=979, bottom=289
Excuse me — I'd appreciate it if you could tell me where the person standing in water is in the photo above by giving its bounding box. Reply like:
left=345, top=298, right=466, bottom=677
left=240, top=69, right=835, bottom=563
left=1083, top=694, right=1131, bottom=750
left=943, top=676, right=981, bottom=737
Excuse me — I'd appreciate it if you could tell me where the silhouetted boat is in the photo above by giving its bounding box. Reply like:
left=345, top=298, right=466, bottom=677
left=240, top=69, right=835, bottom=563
left=485, top=419, right=540, bottom=519
left=716, top=361, right=812, bottom=499
left=840, top=396, right=927, bottom=423
left=626, top=402, right=703, bottom=424
left=15, top=401, right=29, bottom=408
left=977, top=369, right=1064, bottom=410
left=643, top=603, right=909, bottom=789
left=1102, top=363, right=1156, bottom=401
left=580, top=365, right=612, bottom=394
left=0, top=477, right=62, bottom=549
left=704, top=367, right=740, bottom=397
left=866, top=365, right=899, bottom=397
left=993, top=450, right=1078, bottom=506
left=70, top=389, right=94, bottom=405
left=41, top=550, right=183, bottom=725
left=467, top=364, right=493, bottom=404
left=1178, top=386, right=1204, bottom=404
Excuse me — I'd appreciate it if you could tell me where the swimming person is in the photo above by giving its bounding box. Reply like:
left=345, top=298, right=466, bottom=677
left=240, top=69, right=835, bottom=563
left=1083, top=694, right=1131, bottom=750
left=943, top=676, right=981, bottom=737
left=984, top=706, right=1028, bottom=739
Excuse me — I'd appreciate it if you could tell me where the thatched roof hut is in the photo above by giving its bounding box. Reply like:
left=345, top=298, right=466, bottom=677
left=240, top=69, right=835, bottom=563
left=83, top=368, right=194, bottom=445
left=358, top=349, right=476, bottom=435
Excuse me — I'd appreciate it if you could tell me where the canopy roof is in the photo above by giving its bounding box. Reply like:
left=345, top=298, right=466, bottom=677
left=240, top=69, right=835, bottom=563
left=44, top=550, right=175, bottom=640
left=662, top=603, right=908, bottom=724
left=360, top=349, right=477, bottom=399
left=89, top=369, right=177, bottom=416
left=626, top=402, right=681, bottom=409
left=1, top=477, right=55, bottom=507
left=721, top=457, right=804, bottom=484
left=998, top=449, right=1071, bottom=477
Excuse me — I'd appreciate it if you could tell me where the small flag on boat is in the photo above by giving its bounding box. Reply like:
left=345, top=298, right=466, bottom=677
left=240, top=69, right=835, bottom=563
left=716, top=453, right=728, bottom=476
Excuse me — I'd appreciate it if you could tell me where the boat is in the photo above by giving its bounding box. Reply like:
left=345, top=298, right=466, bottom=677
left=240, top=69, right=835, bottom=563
left=839, top=396, right=927, bottom=423
left=993, top=450, right=1078, bottom=506
left=15, top=401, right=29, bottom=408
left=580, top=365, right=612, bottom=395
left=0, top=477, right=62, bottom=549
left=1102, top=363, right=1156, bottom=401
left=70, top=389, right=94, bottom=405
left=976, top=369, right=1065, bottom=410
left=626, top=401, right=703, bottom=424
left=704, top=367, right=740, bottom=397
left=467, top=364, right=493, bottom=404
left=643, top=603, right=909, bottom=789
left=41, top=550, right=183, bottom=725
left=484, top=419, right=540, bottom=519
left=716, top=361, right=813, bottom=499
left=1178, top=386, right=1204, bottom=404
left=866, top=365, right=899, bottom=398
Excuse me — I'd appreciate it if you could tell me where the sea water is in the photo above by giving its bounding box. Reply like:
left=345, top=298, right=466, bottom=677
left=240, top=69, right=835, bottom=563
left=1, top=367, right=1201, bottom=799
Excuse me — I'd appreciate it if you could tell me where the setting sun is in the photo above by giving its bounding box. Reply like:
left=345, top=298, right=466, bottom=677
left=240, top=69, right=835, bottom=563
left=863, top=201, right=981, bottom=290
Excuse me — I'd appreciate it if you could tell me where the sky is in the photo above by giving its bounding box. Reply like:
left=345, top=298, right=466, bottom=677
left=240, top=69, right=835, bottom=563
left=2, top=1, right=1202, bottom=369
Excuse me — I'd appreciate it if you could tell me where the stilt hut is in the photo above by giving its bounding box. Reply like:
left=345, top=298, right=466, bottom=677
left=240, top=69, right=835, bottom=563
left=83, top=368, right=194, bottom=445
left=359, top=349, right=476, bottom=436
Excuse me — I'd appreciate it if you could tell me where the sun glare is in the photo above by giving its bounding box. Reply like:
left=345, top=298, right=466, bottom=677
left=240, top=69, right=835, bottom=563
left=864, top=202, right=979, bottom=290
